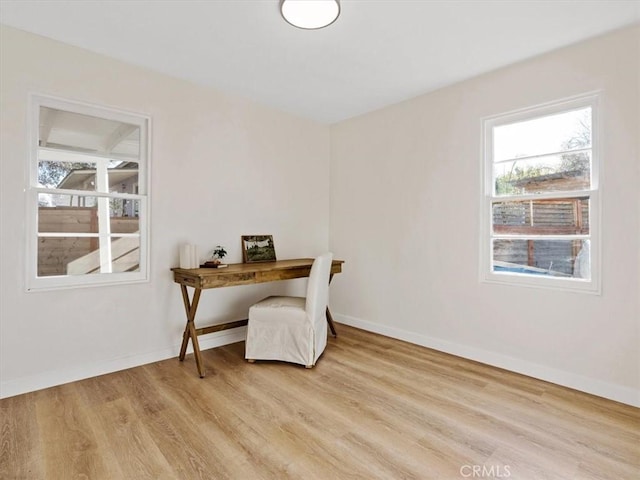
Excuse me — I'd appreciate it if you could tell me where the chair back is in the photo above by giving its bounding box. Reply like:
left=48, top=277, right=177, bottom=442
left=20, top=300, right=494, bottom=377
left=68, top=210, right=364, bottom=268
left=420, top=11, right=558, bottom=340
left=305, top=252, right=333, bottom=325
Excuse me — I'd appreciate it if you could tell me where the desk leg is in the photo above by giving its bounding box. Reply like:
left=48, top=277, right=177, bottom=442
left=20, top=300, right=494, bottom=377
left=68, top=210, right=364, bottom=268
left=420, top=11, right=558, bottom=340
left=178, top=285, right=205, bottom=377
left=327, top=274, right=338, bottom=337
left=326, top=307, right=337, bottom=337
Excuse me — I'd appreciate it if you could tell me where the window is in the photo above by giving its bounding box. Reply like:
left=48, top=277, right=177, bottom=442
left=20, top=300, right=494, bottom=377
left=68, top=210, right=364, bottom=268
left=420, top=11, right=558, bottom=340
left=481, top=94, right=599, bottom=293
left=27, top=95, right=150, bottom=290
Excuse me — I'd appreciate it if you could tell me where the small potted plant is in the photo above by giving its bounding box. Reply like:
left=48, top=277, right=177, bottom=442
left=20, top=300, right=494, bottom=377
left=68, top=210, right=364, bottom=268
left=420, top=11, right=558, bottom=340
left=212, top=245, right=227, bottom=264
left=203, top=245, right=228, bottom=268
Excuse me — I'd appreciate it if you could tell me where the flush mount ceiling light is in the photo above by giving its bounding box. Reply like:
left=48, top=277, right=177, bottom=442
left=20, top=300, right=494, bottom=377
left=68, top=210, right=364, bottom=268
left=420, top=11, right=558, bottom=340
left=280, top=0, right=340, bottom=30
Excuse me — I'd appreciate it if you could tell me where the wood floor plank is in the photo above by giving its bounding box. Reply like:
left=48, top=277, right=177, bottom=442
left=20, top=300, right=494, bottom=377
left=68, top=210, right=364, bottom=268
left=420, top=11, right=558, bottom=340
left=142, top=360, right=286, bottom=480
left=34, top=384, right=111, bottom=479
left=0, top=392, right=45, bottom=480
left=1, top=324, right=638, bottom=479
left=89, top=397, right=177, bottom=479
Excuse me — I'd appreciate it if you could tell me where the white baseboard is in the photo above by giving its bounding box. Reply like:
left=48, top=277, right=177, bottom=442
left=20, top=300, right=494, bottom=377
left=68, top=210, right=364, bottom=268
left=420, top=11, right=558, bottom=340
left=4, top=317, right=638, bottom=408
left=334, top=313, right=640, bottom=408
left=0, top=327, right=247, bottom=399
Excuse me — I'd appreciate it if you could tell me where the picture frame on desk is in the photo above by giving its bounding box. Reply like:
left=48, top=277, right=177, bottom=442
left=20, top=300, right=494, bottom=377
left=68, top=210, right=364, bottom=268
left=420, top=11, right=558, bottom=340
left=242, top=235, right=277, bottom=263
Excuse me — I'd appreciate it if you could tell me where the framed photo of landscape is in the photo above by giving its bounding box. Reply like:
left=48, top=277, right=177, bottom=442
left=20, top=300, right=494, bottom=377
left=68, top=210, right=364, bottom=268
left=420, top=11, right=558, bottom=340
left=242, top=235, right=277, bottom=263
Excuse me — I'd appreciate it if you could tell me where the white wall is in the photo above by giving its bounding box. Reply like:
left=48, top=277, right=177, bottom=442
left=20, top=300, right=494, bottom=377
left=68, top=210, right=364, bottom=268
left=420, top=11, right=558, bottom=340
left=0, top=26, right=330, bottom=398
left=330, top=26, right=640, bottom=406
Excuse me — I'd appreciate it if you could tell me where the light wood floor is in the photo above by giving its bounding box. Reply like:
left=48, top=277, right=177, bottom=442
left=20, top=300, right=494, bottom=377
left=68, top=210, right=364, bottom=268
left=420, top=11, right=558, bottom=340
left=1, top=325, right=639, bottom=480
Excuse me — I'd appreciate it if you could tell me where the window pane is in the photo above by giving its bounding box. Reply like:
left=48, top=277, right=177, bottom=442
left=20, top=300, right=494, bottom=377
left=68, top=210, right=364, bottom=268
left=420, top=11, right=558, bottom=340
left=38, top=236, right=99, bottom=276
left=38, top=160, right=98, bottom=189
left=38, top=194, right=98, bottom=233
left=38, top=158, right=140, bottom=193
left=108, top=162, right=139, bottom=195
left=38, top=192, right=98, bottom=209
left=111, top=236, right=140, bottom=273
left=494, top=151, right=590, bottom=195
left=493, top=239, right=590, bottom=279
left=493, top=198, right=589, bottom=235
left=38, top=235, right=141, bottom=276
left=39, top=107, right=140, bottom=159
left=110, top=200, right=140, bottom=232
left=493, top=107, right=591, bottom=162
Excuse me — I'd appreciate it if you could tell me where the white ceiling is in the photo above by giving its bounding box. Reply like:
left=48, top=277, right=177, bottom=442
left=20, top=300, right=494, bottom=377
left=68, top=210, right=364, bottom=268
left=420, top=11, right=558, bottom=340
left=1, top=0, right=639, bottom=124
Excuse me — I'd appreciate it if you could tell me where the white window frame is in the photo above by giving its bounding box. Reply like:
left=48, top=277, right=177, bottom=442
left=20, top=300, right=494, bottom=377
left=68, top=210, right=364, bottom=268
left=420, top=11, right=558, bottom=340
left=480, top=93, right=601, bottom=294
left=26, top=94, right=151, bottom=291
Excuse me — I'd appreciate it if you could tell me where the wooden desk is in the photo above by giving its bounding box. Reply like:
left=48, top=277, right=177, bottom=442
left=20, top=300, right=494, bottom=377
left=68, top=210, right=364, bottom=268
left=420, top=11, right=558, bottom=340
left=171, top=258, right=344, bottom=377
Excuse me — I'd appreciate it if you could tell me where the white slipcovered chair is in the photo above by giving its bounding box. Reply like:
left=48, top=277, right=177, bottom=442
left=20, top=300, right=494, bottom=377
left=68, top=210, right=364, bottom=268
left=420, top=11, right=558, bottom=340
left=245, top=252, right=334, bottom=368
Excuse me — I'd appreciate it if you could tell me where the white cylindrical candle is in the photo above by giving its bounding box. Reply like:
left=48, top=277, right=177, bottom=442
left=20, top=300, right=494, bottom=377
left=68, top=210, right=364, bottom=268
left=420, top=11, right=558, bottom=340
left=179, top=244, right=191, bottom=268
left=191, top=245, right=199, bottom=268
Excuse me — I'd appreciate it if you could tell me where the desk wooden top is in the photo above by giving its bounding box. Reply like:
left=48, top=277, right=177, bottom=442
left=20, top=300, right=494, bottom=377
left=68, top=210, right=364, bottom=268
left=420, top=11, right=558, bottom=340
left=172, top=258, right=344, bottom=289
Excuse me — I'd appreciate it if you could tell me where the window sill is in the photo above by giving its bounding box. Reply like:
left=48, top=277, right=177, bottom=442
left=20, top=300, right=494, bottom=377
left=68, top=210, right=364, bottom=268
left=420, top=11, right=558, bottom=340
left=482, top=271, right=600, bottom=295
left=26, top=271, right=149, bottom=292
